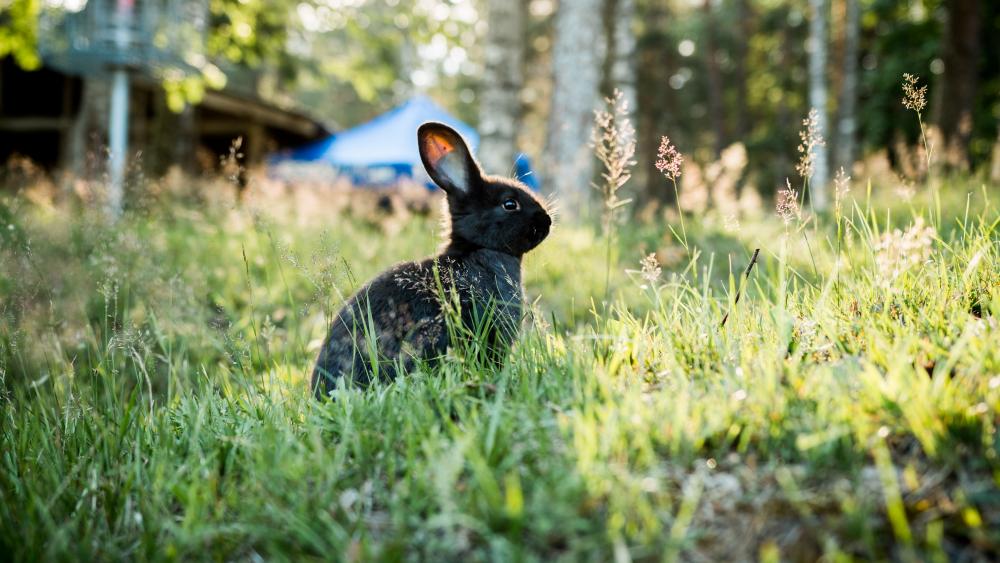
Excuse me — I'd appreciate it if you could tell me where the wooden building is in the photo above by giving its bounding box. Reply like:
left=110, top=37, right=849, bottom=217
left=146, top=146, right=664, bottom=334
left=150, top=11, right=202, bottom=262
left=0, top=57, right=328, bottom=176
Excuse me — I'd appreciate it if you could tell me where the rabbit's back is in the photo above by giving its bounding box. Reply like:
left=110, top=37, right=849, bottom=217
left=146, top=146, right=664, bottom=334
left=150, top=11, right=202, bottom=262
left=311, top=259, right=445, bottom=394
left=310, top=250, right=523, bottom=397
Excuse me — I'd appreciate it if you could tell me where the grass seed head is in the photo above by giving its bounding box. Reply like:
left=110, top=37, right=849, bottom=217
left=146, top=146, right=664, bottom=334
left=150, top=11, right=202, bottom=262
left=776, top=178, right=801, bottom=226
left=655, top=136, right=683, bottom=182
left=590, top=88, right=637, bottom=210
left=796, top=108, right=826, bottom=180
left=639, top=253, right=662, bottom=285
left=901, top=73, right=927, bottom=113
left=833, top=166, right=851, bottom=212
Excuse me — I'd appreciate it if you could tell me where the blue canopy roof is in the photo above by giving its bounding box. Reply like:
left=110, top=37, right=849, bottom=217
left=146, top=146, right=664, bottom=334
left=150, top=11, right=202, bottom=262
left=271, top=95, right=538, bottom=189
left=281, top=95, right=478, bottom=167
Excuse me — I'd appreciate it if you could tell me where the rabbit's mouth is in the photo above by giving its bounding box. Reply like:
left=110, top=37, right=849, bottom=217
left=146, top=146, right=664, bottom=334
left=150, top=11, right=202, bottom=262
left=499, top=222, right=550, bottom=256
left=526, top=218, right=551, bottom=249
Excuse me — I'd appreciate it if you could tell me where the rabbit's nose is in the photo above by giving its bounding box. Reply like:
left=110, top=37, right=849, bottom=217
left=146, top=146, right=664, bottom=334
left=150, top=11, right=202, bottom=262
left=533, top=214, right=551, bottom=240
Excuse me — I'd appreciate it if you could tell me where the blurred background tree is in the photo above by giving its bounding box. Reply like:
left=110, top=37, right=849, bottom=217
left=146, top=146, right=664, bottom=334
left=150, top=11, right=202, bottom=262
left=478, top=0, right=524, bottom=174
left=1, top=0, right=998, bottom=202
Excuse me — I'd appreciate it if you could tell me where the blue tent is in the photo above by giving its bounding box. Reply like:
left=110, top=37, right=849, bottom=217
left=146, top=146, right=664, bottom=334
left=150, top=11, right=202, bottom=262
left=271, top=96, right=538, bottom=189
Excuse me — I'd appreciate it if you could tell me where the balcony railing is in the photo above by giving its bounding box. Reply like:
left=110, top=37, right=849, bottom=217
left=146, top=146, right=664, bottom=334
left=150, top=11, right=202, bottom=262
left=39, top=0, right=205, bottom=76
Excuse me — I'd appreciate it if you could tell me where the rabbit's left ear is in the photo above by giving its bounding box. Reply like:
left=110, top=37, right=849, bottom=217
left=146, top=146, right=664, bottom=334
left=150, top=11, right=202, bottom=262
left=418, top=122, right=480, bottom=195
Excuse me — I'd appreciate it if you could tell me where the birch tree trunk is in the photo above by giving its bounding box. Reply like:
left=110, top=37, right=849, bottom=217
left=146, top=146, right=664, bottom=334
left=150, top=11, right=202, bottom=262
left=807, top=0, right=830, bottom=210
left=478, top=0, right=525, bottom=176
left=608, top=0, right=636, bottom=115
left=605, top=0, right=637, bottom=189
left=834, top=0, right=859, bottom=174
left=546, top=0, right=605, bottom=215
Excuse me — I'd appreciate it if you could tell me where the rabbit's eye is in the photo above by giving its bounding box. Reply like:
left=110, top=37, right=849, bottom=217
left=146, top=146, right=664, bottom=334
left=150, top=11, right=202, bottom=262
left=502, top=198, right=520, bottom=211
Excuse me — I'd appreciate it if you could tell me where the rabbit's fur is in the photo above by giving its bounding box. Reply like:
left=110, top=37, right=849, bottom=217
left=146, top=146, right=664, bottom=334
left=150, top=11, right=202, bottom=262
left=311, top=122, right=551, bottom=398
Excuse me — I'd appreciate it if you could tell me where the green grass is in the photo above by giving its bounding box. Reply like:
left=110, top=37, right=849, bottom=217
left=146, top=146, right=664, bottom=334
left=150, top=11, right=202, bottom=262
left=1, top=178, right=999, bottom=561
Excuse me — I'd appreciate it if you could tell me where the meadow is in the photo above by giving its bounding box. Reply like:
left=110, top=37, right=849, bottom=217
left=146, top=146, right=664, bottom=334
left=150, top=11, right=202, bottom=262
left=1, top=172, right=999, bottom=561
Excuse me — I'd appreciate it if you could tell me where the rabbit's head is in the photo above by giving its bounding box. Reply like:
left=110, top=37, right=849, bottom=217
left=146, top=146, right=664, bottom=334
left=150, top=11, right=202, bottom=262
left=418, top=122, right=551, bottom=256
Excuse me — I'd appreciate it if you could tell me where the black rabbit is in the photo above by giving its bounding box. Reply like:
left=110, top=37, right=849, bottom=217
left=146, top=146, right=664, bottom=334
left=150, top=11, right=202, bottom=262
left=311, top=122, right=552, bottom=398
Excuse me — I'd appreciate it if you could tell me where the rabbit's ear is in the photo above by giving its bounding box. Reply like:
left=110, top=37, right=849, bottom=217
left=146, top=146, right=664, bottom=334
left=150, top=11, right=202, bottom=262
left=418, top=122, right=480, bottom=195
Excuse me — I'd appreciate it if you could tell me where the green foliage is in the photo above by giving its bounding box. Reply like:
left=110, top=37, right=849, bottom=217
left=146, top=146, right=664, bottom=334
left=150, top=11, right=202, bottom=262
left=206, top=0, right=292, bottom=66
left=632, top=0, right=1000, bottom=195
left=2, top=176, right=999, bottom=559
left=289, top=0, right=481, bottom=126
left=5, top=0, right=996, bottom=172
left=857, top=0, right=941, bottom=154
left=0, top=0, right=40, bottom=70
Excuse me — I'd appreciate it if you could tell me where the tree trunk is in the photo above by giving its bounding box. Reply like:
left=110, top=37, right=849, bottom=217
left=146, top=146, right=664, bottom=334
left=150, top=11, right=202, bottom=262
left=546, top=0, right=605, bottom=215
left=773, top=23, right=794, bottom=187
left=935, top=0, right=980, bottom=169
left=807, top=0, right=830, bottom=210
left=636, top=1, right=674, bottom=204
left=478, top=0, right=525, bottom=176
left=834, top=0, right=859, bottom=174
left=991, top=122, right=1000, bottom=183
left=605, top=0, right=638, bottom=191
left=733, top=0, right=752, bottom=140
left=703, top=0, right=726, bottom=156
left=608, top=0, right=637, bottom=114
